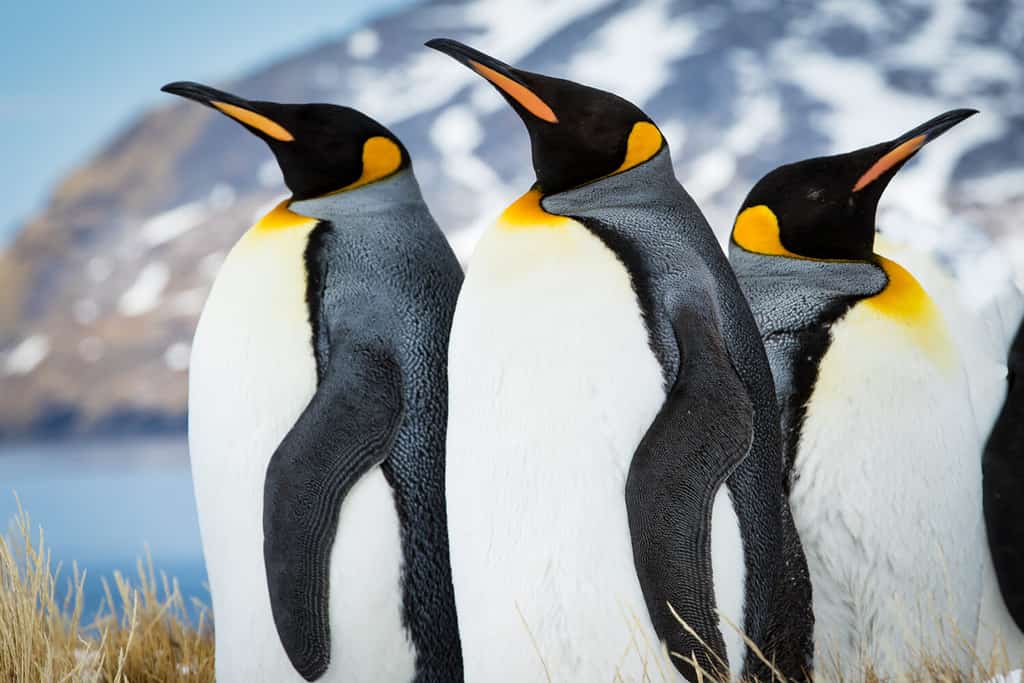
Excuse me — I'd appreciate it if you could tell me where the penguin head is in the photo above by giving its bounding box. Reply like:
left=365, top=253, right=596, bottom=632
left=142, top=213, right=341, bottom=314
left=426, top=39, right=663, bottom=195
left=732, top=109, right=977, bottom=261
left=160, top=82, right=409, bottom=201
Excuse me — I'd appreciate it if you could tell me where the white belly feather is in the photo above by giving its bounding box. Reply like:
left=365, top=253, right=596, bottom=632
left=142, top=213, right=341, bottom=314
left=447, top=214, right=745, bottom=681
left=792, top=243, right=1021, bottom=677
left=188, top=222, right=413, bottom=682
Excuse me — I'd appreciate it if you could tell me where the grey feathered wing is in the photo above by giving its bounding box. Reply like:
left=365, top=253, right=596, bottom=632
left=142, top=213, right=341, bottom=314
left=626, top=290, right=754, bottom=681
left=262, top=332, right=403, bottom=681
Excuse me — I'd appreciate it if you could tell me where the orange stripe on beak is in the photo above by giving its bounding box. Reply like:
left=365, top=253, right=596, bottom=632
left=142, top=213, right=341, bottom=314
left=212, top=101, right=294, bottom=142
left=853, top=135, right=925, bottom=192
left=469, top=61, right=558, bottom=124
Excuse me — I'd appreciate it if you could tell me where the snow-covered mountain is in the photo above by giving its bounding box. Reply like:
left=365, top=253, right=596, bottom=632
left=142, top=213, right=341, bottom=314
left=1, top=0, right=1021, bottom=438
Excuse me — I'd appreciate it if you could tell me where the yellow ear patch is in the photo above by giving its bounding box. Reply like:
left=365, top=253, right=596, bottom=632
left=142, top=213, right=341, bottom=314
left=469, top=60, right=559, bottom=123
left=331, top=136, right=403, bottom=194
left=252, top=199, right=318, bottom=233
left=731, top=205, right=799, bottom=257
left=853, top=135, right=925, bottom=192
left=498, top=188, right=572, bottom=230
left=613, top=122, right=663, bottom=174
left=212, top=101, right=294, bottom=141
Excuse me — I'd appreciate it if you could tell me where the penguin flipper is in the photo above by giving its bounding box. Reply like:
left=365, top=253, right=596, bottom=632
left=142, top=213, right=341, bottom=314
left=262, top=338, right=402, bottom=681
left=626, top=294, right=754, bottom=681
left=983, top=315, right=1024, bottom=631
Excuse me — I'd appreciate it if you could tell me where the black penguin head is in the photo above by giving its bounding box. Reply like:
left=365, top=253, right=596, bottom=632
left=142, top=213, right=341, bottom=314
left=160, top=81, right=409, bottom=200
left=733, top=108, right=977, bottom=261
left=426, top=39, right=663, bottom=195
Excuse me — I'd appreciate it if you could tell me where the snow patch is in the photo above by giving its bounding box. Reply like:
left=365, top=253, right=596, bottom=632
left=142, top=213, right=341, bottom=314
left=987, top=671, right=1023, bottom=683
left=5, top=335, right=50, bottom=376
left=118, top=262, right=170, bottom=316
left=448, top=221, right=490, bottom=265
left=169, top=288, right=207, bottom=316
left=429, top=103, right=509, bottom=217
left=658, top=119, right=687, bottom=153
left=962, top=169, right=1024, bottom=205
left=468, top=83, right=504, bottom=114
left=140, top=201, right=208, bottom=247
left=208, top=183, right=236, bottom=210
left=259, top=160, right=282, bottom=188
left=771, top=28, right=1007, bottom=253
left=815, top=0, right=888, bottom=33
left=164, top=342, right=191, bottom=372
left=887, top=1, right=965, bottom=69
left=353, top=0, right=615, bottom=124
left=567, top=0, right=699, bottom=106
left=73, top=299, right=99, bottom=325
left=430, top=105, right=484, bottom=155
left=348, top=29, right=380, bottom=60
left=199, top=251, right=226, bottom=280
left=683, top=150, right=737, bottom=203
left=87, top=257, right=112, bottom=283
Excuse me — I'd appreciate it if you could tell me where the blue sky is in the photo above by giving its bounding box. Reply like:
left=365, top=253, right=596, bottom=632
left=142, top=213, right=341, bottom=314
left=0, top=0, right=417, bottom=243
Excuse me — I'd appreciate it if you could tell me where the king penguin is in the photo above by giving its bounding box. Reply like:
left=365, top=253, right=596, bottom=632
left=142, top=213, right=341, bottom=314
left=728, top=109, right=1024, bottom=678
left=426, top=40, right=813, bottom=682
left=985, top=308, right=1024, bottom=636
left=162, top=82, right=463, bottom=683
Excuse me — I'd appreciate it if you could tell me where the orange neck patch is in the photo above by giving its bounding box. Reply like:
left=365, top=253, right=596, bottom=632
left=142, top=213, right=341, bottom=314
left=253, top=200, right=317, bottom=233
left=495, top=123, right=662, bottom=230
left=865, top=255, right=953, bottom=369
left=498, top=189, right=572, bottom=230
left=865, top=256, right=937, bottom=322
left=733, top=205, right=952, bottom=365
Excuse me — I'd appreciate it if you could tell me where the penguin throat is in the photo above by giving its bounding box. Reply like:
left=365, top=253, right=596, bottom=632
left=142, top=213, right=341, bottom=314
left=498, top=189, right=572, bottom=230
left=253, top=199, right=318, bottom=233
left=865, top=256, right=937, bottom=321
left=732, top=206, right=954, bottom=369
left=865, top=255, right=954, bottom=370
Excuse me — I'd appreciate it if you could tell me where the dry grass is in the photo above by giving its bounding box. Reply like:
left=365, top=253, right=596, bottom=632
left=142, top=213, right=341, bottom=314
left=0, top=501, right=213, bottom=682
left=1, top=499, right=1019, bottom=683
left=609, top=603, right=1017, bottom=683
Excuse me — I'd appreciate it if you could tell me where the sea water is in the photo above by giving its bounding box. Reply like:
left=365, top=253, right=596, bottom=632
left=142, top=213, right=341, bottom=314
left=0, top=436, right=208, bottom=622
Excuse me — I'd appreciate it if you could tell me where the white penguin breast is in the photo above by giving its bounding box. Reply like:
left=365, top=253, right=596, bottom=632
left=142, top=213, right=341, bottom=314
left=792, top=290, right=987, bottom=678
left=188, top=226, right=412, bottom=682
left=447, top=219, right=679, bottom=681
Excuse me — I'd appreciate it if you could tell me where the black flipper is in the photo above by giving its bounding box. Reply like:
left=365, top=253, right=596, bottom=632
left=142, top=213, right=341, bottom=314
left=626, top=290, right=754, bottom=681
left=983, top=315, right=1024, bottom=631
left=263, top=337, right=403, bottom=681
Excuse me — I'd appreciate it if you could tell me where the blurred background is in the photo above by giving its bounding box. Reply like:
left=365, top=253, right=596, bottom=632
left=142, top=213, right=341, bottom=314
left=1, top=0, right=1021, bottom=616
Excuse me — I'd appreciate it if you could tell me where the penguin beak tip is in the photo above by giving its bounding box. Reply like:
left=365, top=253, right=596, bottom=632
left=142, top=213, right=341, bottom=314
left=424, top=37, right=513, bottom=75
left=424, top=38, right=470, bottom=65
left=160, top=81, right=211, bottom=104
left=160, top=81, right=187, bottom=96
left=918, top=107, right=980, bottom=143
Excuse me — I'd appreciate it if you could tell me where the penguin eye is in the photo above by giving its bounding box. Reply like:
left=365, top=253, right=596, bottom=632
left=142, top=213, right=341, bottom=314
left=806, top=188, right=824, bottom=201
